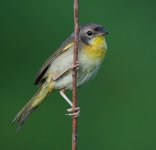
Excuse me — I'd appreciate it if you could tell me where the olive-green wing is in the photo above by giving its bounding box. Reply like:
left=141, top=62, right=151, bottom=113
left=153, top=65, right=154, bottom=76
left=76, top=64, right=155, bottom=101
left=35, top=34, right=74, bottom=85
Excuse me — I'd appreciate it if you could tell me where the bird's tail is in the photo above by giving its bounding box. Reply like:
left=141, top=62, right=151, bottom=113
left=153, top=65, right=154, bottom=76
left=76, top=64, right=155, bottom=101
left=12, top=81, right=54, bottom=130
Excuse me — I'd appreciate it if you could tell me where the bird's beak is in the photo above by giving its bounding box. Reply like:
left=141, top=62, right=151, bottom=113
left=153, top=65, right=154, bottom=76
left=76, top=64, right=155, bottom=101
left=98, top=29, right=109, bottom=36
left=102, top=29, right=109, bottom=35
left=103, top=30, right=109, bottom=35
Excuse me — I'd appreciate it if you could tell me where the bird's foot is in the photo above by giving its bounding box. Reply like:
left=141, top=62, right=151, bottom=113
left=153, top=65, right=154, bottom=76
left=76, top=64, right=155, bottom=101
left=66, top=107, right=80, bottom=118
left=71, top=61, right=79, bottom=70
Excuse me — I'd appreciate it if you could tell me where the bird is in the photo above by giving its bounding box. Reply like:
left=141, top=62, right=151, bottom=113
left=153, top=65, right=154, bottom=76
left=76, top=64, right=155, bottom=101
left=12, top=23, right=109, bottom=129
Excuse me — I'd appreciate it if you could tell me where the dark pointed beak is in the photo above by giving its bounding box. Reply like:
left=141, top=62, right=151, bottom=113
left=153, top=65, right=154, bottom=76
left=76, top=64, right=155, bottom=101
left=98, top=29, right=109, bottom=36
left=102, top=29, right=109, bottom=35
left=104, top=30, right=109, bottom=35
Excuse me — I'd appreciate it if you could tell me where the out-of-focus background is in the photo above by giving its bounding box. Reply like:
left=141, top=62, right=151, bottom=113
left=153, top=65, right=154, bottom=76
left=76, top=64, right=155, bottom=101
left=0, top=0, right=156, bottom=149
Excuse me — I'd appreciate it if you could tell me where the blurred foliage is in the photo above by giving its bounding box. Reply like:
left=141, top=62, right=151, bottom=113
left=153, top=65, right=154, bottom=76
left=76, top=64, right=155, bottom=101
left=0, top=0, right=156, bottom=150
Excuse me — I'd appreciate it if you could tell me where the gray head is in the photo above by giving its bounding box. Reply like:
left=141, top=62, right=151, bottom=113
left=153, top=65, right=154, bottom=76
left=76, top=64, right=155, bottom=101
left=79, top=23, right=109, bottom=44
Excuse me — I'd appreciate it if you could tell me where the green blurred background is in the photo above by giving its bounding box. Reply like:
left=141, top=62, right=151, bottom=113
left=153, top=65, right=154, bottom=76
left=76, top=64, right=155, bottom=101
left=0, top=0, right=156, bottom=149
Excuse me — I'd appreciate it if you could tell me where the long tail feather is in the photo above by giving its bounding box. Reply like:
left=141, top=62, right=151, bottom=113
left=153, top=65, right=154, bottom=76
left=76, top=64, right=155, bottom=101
left=12, top=82, right=53, bottom=130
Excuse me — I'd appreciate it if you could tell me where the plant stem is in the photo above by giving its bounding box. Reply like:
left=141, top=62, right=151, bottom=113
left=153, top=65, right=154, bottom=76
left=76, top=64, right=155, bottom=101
left=72, top=0, right=79, bottom=150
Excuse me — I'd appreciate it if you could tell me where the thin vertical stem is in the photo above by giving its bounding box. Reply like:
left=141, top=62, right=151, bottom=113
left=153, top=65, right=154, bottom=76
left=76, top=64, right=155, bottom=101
left=72, top=0, right=79, bottom=150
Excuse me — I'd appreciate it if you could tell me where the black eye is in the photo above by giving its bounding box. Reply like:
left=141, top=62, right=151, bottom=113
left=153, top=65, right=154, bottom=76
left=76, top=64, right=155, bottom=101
left=87, top=31, right=93, bottom=36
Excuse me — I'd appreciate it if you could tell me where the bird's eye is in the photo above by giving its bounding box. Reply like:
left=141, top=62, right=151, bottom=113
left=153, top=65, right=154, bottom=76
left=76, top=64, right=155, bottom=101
left=87, top=31, right=93, bottom=36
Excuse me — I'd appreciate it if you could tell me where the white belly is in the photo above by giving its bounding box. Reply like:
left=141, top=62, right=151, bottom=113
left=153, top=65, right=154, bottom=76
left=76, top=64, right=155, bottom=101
left=52, top=50, right=103, bottom=90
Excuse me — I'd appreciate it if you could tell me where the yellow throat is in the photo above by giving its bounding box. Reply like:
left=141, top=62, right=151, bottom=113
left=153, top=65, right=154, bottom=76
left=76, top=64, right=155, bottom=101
left=83, top=36, right=107, bottom=60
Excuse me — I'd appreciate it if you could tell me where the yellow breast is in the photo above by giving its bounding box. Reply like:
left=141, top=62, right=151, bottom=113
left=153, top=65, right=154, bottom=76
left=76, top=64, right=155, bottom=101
left=83, top=36, right=107, bottom=60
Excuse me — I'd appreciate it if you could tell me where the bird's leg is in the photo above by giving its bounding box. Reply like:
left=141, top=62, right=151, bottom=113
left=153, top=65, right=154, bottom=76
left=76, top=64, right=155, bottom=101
left=60, top=89, right=72, bottom=107
left=53, top=62, right=79, bottom=81
left=53, top=67, right=70, bottom=81
left=59, top=89, right=80, bottom=117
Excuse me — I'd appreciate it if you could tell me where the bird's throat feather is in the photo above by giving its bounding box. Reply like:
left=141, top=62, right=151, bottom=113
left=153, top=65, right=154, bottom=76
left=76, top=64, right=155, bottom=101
left=83, top=36, right=107, bottom=60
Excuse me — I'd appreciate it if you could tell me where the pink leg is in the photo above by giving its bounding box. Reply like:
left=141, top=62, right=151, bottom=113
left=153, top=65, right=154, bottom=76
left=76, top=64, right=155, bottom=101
left=59, top=89, right=80, bottom=117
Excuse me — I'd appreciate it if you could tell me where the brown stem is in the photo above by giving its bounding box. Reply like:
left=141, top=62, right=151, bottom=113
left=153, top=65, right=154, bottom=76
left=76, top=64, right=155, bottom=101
left=72, top=0, right=79, bottom=150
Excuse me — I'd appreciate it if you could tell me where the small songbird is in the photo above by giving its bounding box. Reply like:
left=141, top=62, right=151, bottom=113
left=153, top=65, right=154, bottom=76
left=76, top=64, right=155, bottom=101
left=12, top=23, right=109, bottom=129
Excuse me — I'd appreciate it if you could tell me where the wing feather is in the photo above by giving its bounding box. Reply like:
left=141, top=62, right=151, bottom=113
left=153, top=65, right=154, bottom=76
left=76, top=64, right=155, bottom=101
left=35, top=34, right=74, bottom=85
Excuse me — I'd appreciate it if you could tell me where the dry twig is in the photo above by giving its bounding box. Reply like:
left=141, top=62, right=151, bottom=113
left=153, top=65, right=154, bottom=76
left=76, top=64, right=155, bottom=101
left=72, top=0, right=79, bottom=150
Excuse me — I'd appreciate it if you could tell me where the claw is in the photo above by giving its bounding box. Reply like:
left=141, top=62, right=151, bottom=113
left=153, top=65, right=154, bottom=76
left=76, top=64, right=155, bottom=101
left=67, top=107, right=80, bottom=112
left=66, top=107, right=80, bottom=118
left=71, top=61, right=79, bottom=70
